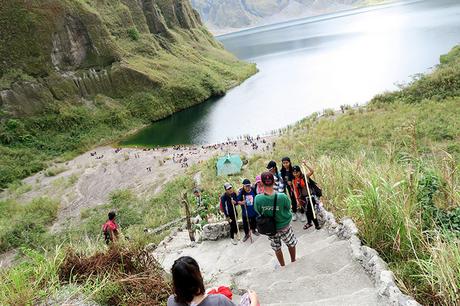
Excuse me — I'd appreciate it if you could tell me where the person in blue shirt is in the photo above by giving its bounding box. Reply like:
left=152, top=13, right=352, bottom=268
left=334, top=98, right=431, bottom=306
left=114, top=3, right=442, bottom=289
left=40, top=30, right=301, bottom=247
left=237, top=179, right=260, bottom=242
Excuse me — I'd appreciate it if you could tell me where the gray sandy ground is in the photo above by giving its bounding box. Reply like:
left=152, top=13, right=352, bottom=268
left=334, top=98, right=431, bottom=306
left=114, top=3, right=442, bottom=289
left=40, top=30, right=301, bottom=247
left=0, top=138, right=275, bottom=233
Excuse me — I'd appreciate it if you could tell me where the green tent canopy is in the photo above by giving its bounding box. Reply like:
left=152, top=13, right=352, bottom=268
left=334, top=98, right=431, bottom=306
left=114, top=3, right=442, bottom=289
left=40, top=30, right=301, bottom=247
left=216, top=154, right=243, bottom=176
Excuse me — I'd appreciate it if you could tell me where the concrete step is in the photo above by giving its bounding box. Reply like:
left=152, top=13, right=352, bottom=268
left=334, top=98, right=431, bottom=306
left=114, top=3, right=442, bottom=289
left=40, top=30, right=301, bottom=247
left=237, top=240, right=353, bottom=288
left=154, top=225, right=384, bottom=306
left=264, top=288, right=383, bottom=306
left=246, top=264, right=376, bottom=304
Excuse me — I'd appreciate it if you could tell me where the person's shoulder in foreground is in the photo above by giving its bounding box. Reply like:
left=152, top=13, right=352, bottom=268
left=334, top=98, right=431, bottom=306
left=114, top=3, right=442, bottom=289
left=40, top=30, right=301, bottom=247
left=167, top=293, right=235, bottom=306
left=277, top=192, right=289, bottom=200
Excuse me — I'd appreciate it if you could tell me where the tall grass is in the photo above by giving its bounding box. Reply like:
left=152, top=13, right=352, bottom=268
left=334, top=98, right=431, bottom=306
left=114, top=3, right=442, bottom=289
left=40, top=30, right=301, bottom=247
left=0, top=246, right=65, bottom=305
left=0, top=197, right=59, bottom=252
left=416, top=233, right=460, bottom=304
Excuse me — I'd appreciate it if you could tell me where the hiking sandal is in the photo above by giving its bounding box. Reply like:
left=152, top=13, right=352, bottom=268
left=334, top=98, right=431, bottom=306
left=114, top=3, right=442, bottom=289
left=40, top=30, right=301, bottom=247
left=303, top=223, right=313, bottom=230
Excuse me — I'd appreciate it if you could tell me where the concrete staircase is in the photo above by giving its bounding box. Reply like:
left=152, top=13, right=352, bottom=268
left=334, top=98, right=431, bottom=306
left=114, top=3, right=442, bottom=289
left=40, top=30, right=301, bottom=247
left=154, top=222, right=386, bottom=306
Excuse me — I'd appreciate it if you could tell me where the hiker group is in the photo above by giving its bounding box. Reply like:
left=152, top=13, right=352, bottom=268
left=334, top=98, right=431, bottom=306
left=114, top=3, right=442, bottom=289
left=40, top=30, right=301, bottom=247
left=164, top=157, right=324, bottom=306
left=217, top=157, right=323, bottom=267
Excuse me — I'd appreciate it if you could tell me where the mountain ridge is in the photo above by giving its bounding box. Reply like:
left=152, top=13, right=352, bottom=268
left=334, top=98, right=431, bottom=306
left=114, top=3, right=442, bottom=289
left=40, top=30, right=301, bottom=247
left=191, top=0, right=387, bottom=34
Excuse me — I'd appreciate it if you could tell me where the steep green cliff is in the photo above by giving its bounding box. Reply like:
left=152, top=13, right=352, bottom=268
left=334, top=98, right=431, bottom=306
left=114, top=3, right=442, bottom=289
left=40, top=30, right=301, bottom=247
left=0, top=0, right=256, bottom=187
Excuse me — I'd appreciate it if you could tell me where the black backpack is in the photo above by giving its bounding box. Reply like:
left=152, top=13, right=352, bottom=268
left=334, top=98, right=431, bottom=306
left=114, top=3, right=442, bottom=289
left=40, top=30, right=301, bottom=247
left=256, top=193, right=277, bottom=236
left=102, top=222, right=111, bottom=244
left=308, top=177, right=323, bottom=197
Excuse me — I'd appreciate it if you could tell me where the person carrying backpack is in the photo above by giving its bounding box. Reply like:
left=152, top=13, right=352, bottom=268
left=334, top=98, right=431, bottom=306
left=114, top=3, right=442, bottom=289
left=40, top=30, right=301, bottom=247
left=254, top=172, right=297, bottom=267
left=292, top=163, right=321, bottom=230
left=221, top=183, right=239, bottom=245
left=237, top=179, right=260, bottom=242
left=102, top=211, right=119, bottom=244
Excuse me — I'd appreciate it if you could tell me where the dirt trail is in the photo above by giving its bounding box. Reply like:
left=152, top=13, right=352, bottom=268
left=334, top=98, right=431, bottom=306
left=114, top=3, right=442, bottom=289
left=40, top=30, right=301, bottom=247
left=2, top=138, right=275, bottom=232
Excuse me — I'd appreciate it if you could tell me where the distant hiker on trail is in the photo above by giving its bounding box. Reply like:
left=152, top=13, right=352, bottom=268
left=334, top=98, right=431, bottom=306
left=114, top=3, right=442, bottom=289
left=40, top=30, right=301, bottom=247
left=280, top=156, right=299, bottom=221
left=266, top=160, right=285, bottom=193
left=102, top=211, right=119, bottom=244
left=292, top=163, right=321, bottom=230
left=237, top=179, right=260, bottom=242
left=221, top=183, right=239, bottom=245
left=254, top=175, right=264, bottom=195
left=167, top=256, right=260, bottom=306
left=255, top=172, right=297, bottom=267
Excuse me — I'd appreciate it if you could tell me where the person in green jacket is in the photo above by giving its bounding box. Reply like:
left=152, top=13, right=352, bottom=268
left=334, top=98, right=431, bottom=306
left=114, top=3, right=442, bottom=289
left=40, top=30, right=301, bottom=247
left=254, top=172, right=297, bottom=267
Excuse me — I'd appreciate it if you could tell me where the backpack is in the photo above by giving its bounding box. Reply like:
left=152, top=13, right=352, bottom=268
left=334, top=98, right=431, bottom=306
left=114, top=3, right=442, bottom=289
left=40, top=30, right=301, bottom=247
left=308, top=177, right=323, bottom=197
left=256, top=193, right=278, bottom=236
left=102, top=223, right=111, bottom=244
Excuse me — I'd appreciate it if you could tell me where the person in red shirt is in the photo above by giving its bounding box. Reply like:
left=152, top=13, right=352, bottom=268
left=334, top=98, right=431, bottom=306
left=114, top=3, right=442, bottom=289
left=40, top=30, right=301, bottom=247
left=102, top=211, right=119, bottom=244
left=292, top=165, right=320, bottom=230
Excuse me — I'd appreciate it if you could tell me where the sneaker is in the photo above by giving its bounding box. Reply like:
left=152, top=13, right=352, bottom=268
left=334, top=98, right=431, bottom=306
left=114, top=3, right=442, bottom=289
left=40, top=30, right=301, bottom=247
left=315, top=225, right=322, bottom=230
left=243, top=235, right=250, bottom=242
left=231, top=238, right=238, bottom=245
left=252, top=230, right=260, bottom=236
left=292, top=213, right=297, bottom=221
left=300, top=214, right=307, bottom=222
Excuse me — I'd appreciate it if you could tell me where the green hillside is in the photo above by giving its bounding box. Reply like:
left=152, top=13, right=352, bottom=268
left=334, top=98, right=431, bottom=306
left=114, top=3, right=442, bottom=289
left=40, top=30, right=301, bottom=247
left=0, top=0, right=256, bottom=188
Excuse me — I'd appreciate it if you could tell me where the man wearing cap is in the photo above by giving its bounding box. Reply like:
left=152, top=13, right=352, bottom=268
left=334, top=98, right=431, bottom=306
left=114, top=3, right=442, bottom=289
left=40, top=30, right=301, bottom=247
left=237, top=179, right=260, bottom=242
left=221, top=183, right=239, bottom=245
left=254, top=172, right=297, bottom=267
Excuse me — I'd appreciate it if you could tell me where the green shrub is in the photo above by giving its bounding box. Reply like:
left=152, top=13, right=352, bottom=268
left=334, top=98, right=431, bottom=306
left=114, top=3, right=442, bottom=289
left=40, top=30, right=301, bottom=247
left=323, top=108, right=335, bottom=117
left=44, top=166, right=68, bottom=177
left=127, top=27, right=139, bottom=41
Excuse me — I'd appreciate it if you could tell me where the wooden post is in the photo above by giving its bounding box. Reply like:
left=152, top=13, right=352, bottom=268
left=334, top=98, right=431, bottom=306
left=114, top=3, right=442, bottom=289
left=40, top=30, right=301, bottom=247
left=182, top=192, right=195, bottom=242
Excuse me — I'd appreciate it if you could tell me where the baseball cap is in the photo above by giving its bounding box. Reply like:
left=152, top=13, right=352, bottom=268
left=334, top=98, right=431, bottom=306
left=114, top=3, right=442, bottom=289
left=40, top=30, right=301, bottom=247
left=255, top=175, right=262, bottom=183
left=261, top=172, right=274, bottom=186
left=223, top=182, right=233, bottom=190
left=193, top=187, right=200, bottom=193
left=266, top=160, right=277, bottom=170
left=292, top=165, right=301, bottom=172
left=242, top=179, right=251, bottom=186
